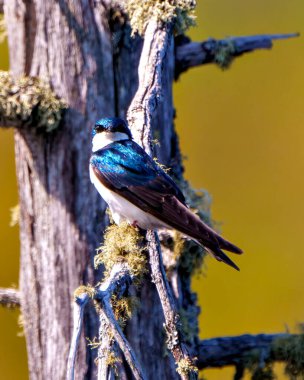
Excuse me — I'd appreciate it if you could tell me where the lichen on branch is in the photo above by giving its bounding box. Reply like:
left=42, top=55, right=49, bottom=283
left=176, top=357, right=198, bottom=377
left=0, top=71, right=67, bottom=131
left=125, top=0, right=196, bottom=36
left=95, top=222, right=148, bottom=279
left=213, top=39, right=236, bottom=69
left=243, top=330, right=304, bottom=380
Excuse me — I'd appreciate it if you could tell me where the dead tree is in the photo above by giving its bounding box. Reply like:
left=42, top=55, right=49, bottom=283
left=0, top=1, right=301, bottom=379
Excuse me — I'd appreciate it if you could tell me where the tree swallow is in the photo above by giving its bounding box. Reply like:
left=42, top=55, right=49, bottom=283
left=90, top=117, right=243, bottom=270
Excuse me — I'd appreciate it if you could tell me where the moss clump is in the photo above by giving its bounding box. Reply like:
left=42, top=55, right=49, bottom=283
left=0, top=71, right=67, bottom=132
left=213, top=40, right=236, bottom=69
left=179, top=180, right=213, bottom=225
left=95, top=222, right=148, bottom=279
left=251, top=366, right=275, bottom=380
left=179, top=305, right=199, bottom=345
left=105, top=350, right=122, bottom=367
left=273, top=334, right=304, bottom=379
left=17, top=312, right=25, bottom=337
left=74, top=285, right=96, bottom=301
left=178, top=235, right=206, bottom=275
left=111, top=295, right=139, bottom=327
left=125, top=0, right=196, bottom=36
left=244, top=350, right=275, bottom=380
left=10, top=204, right=20, bottom=227
left=243, top=332, right=304, bottom=380
left=176, top=357, right=198, bottom=377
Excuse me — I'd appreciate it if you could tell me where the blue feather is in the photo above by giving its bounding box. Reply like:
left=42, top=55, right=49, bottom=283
left=90, top=140, right=183, bottom=198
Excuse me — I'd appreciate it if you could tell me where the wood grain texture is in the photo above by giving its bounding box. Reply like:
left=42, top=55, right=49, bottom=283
left=4, top=1, right=198, bottom=379
left=5, top=1, right=114, bottom=378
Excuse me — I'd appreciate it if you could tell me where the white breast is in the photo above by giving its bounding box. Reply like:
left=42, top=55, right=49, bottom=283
left=89, top=166, right=168, bottom=229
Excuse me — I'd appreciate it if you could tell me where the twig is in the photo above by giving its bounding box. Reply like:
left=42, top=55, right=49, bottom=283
left=147, top=231, right=197, bottom=380
left=67, top=264, right=145, bottom=380
left=175, top=33, right=299, bottom=76
left=197, top=333, right=289, bottom=369
left=0, top=287, right=20, bottom=307
left=95, top=264, right=146, bottom=380
left=97, top=313, right=114, bottom=380
left=66, top=292, right=90, bottom=380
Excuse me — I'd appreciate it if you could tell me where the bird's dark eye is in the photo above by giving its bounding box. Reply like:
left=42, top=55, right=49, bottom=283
left=94, top=125, right=106, bottom=133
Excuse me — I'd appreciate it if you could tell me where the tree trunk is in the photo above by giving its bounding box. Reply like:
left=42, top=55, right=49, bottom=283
left=4, top=1, right=196, bottom=379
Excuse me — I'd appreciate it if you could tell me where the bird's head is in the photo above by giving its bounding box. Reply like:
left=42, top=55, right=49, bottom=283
left=92, top=117, right=132, bottom=151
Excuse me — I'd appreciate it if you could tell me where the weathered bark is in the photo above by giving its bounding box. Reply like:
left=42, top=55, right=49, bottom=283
left=197, top=333, right=288, bottom=369
left=5, top=1, right=114, bottom=379
left=4, top=1, right=192, bottom=379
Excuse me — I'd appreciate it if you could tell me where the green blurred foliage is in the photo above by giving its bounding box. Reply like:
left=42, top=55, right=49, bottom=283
left=0, top=1, right=303, bottom=379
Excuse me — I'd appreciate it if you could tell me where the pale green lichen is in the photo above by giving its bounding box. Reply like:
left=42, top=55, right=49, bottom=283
left=213, top=40, right=236, bottom=69
left=272, top=333, right=304, bottom=379
left=105, top=350, right=122, bottom=368
left=176, top=357, right=198, bottom=376
left=243, top=329, right=304, bottom=380
left=125, top=0, right=196, bottom=36
left=179, top=180, right=213, bottom=225
left=10, top=204, right=20, bottom=227
left=74, top=285, right=96, bottom=300
left=178, top=305, right=198, bottom=345
left=87, top=336, right=102, bottom=350
left=95, top=222, right=148, bottom=279
left=17, top=312, right=25, bottom=337
left=153, top=157, right=171, bottom=173
left=111, top=294, right=139, bottom=327
left=0, top=71, right=67, bottom=132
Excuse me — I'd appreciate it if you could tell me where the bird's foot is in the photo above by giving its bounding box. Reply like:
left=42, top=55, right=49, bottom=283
left=131, top=220, right=139, bottom=228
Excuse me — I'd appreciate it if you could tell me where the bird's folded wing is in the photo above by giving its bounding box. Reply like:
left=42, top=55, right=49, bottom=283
left=90, top=141, right=235, bottom=251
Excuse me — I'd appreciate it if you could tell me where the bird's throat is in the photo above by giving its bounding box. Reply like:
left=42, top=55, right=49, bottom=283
left=92, top=132, right=129, bottom=151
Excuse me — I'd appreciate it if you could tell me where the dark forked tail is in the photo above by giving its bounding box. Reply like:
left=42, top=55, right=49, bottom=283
left=204, top=246, right=240, bottom=271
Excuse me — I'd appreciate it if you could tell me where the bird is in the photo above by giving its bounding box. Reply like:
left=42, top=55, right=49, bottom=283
left=89, top=117, right=243, bottom=270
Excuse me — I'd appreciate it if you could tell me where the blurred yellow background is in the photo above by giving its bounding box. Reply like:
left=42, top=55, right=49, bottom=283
left=0, top=1, right=303, bottom=379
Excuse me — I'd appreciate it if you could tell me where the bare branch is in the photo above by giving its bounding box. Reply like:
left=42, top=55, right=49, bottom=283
left=66, top=292, right=90, bottom=380
left=175, top=33, right=299, bottom=77
left=197, top=333, right=289, bottom=369
left=97, top=314, right=115, bottom=380
left=0, top=287, right=20, bottom=307
left=96, top=264, right=146, bottom=380
left=67, top=264, right=145, bottom=380
left=147, top=231, right=197, bottom=380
